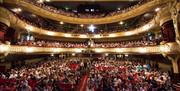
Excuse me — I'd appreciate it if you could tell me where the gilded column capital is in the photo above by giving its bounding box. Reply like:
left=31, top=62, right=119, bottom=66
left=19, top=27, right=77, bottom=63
left=169, top=0, right=180, bottom=43
left=0, top=0, right=3, bottom=4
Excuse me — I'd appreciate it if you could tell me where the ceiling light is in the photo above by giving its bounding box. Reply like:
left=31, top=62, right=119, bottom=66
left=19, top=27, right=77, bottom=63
left=88, top=24, right=96, bottom=32
left=119, top=21, right=124, bottom=25
left=72, top=53, right=75, bottom=56
left=80, top=24, right=84, bottom=27
left=17, top=8, right=22, bottom=12
left=60, top=21, right=64, bottom=25
left=155, top=8, right=160, bottom=12
left=105, top=53, right=109, bottom=56
left=12, top=8, right=22, bottom=12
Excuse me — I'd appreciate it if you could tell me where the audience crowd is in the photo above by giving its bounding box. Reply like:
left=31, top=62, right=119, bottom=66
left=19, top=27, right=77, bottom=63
left=11, top=10, right=153, bottom=34
left=0, top=58, right=86, bottom=91
left=17, top=40, right=158, bottom=48
left=86, top=60, right=174, bottom=91
left=0, top=57, right=175, bottom=91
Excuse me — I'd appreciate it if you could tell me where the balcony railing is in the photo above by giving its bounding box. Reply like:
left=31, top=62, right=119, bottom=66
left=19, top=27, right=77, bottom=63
left=0, top=42, right=179, bottom=54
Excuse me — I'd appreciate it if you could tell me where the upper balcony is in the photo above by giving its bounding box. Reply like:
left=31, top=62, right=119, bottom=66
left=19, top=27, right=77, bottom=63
left=2, top=0, right=174, bottom=24
left=0, top=7, right=160, bottom=39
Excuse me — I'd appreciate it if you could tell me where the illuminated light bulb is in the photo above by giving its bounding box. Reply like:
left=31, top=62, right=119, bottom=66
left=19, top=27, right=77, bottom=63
left=119, top=21, right=124, bottom=25
left=80, top=24, right=84, bottom=27
left=60, top=21, right=64, bottom=25
left=88, top=24, right=96, bottom=32
left=155, top=8, right=160, bottom=12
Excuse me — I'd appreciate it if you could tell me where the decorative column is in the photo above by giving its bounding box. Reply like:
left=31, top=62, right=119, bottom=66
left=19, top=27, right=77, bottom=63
left=159, top=6, right=176, bottom=42
left=167, top=55, right=180, bottom=81
left=170, top=0, right=180, bottom=43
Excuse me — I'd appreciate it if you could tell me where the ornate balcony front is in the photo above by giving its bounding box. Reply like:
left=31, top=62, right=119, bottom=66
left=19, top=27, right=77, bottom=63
left=0, top=42, right=179, bottom=54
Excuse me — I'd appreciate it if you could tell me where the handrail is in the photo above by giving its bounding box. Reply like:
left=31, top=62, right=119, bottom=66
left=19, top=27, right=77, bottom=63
left=0, top=42, right=179, bottom=54
left=3, top=0, right=173, bottom=24
left=0, top=7, right=158, bottom=39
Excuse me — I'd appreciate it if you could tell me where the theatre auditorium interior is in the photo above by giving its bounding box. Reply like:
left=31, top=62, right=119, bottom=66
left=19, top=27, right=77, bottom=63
left=0, top=0, right=180, bottom=91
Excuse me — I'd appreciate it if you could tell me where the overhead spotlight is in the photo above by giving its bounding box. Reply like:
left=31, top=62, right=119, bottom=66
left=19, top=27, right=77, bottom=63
left=88, top=24, right=96, bottom=32
left=80, top=24, right=84, bottom=27
left=60, top=21, right=64, bottom=25
left=155, top=8, right=160, bottom=12
left=119, top=21, right=124, bottom=25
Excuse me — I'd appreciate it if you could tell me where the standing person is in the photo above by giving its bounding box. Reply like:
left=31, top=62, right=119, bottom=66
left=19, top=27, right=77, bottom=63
left=18, top=80, right=32, bottom=91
